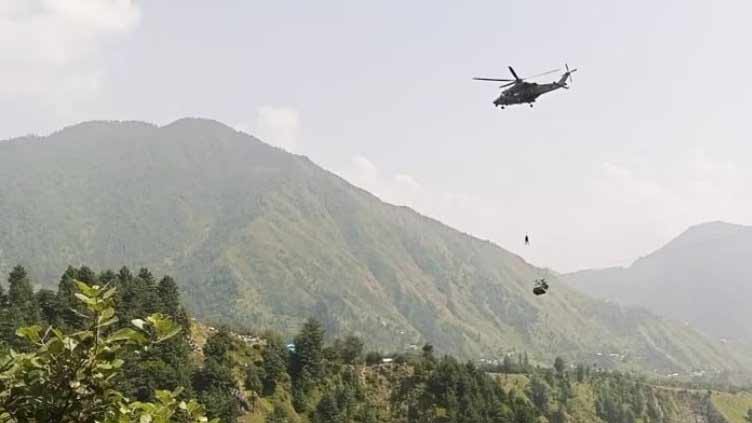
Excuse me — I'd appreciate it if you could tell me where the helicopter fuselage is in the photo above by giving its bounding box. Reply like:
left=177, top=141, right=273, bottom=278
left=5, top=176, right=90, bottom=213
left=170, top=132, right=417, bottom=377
left=493, top=81, right=563, bottom=107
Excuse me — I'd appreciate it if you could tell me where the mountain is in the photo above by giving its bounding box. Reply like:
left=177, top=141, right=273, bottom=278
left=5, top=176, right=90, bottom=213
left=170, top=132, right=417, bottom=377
left=563, top=221, right=752, bottom=343
left=0, top=119, right=744, bottom=374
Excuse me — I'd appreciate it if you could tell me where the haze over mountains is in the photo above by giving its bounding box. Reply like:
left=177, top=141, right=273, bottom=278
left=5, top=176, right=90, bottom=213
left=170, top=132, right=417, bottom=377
left=0, top=118, right=745, bottom=374
left=564, top=221, right=752, bottom=343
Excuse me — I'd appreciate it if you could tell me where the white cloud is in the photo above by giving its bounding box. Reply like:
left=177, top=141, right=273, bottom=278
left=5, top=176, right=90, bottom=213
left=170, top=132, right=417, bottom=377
left=343, top=155, right=498, bottom=225
left=0, top=0, right=141, bottom=99
left=352, top=155, right=379, bottom=181
left=245, top=106, right=301, bottom=152
left=394, top=173, right=421, bottom=192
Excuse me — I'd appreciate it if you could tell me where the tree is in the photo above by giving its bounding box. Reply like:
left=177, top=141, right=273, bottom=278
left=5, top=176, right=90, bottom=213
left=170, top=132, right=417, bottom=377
left=365, top=351, right=382, bottom=366
left=267, top=405, right=290, bottom=423
left=551, top=406, right=571, bottom=423
left=313, top=392, right=341, bottom=423
left=575, top=364, right=586, bottom=383
left=528, top=374, right=551, bottom=416
left=57, top=266, right=84, bottom=329
left=554, top=356, right=566, bottom=375
left=7, top=265, right=39, bottom=325
left=192, top=358, right=241, bottom=422
left=157, top=276, right=181, bottom=316
left=339, top=335, right=364, bottom=364
left=745, top=408, right=752, bottom=423
left=290, top=318, right=325, bottom=387
left=0, top=280, right=215, bottom=422
left=422, top=343, right=435, bottom=362
left=203, top=328, right=235, bottom=364
left=262, top=339, right=289, bottom=395
left=34, top=289, right=62, bottom=327
left=502, top=354, right=515, bottom=373
left=245, top=363, right=263, bottom=394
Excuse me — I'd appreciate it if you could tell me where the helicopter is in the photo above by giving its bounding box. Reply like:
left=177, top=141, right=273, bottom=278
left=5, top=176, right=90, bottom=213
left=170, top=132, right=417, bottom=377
left=474, top=64, right=577, bottom=109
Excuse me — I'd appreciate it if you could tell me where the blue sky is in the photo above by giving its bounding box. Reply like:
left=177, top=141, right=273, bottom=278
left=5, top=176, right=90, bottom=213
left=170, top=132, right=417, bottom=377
left=2, top=1, right=751, bottom=271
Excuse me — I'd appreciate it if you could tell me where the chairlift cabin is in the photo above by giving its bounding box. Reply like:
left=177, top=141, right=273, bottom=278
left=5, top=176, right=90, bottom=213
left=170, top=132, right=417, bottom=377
left=533, top=279, right=549, bottom=296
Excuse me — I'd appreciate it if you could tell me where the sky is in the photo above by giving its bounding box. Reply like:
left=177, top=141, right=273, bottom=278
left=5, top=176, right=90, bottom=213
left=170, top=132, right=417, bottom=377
left=2, top=1, right=751, bottom=272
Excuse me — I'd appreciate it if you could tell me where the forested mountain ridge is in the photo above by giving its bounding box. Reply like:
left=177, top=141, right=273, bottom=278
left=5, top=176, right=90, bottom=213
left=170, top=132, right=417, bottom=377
left=563, top=221, right=752, bottom=342
left=2, top=264, right=751, bottom=423
left=0, top=119, right=744, bottom=375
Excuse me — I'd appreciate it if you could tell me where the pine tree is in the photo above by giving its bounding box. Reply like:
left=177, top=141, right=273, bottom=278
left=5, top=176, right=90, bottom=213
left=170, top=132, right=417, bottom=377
left=262, top=338, right=289, bottom=395
left=138, top=267, right=155, bottom=284
left=157, top=275, right=188, bottom=328
left=422, top=343, right=435, bottom=362
left=0, top=280, right=9, bottom=345
left=554, top=356, right=566, bottom=375
left=7, top=265, right=39, bottom=326
left=57, top=266, right=82, bottom=329
left=245, top=363, right=263, bottom=394
left=204, top=329, right=234, bottom=364
left=76, top=265, right=98, bottom=284
left=98, top=269, right=117, bottom=284
left=503, top=354, right=515, bottom=373
left=34, top=289, right=62, bottom=327
left=575, top=364, right=586, bottom=382
left=268, top=405, right=290, bottom=423
left=529, top=374, right=551, bottom=416
left=313, top=392, right=341, bottom=423
left=290, top=318, right=325, bottom=387
left=158, top=275, right=181, bottom=315
left=339, top=335, right=364, bottom=364
left=193, top=357, right=241, bottom=422
left=136, top=267, right=160, bottom=315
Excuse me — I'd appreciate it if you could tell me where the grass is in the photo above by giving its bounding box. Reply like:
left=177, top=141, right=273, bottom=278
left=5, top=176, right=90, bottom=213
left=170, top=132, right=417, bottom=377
left=712, top=391, right=752, bottom=423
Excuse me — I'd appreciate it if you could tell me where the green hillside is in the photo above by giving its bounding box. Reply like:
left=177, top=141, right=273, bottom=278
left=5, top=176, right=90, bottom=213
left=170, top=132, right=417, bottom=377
left=563, top=222, right=752, bottom=342
left=0, top=118, right=744, bottom=375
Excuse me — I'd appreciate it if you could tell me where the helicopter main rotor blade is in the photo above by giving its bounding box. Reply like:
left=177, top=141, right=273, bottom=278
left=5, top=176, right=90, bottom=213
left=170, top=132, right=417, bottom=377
left=473, top=77, right=515, bottom=82
left=499, top=81, right=517, bottom=88
left=508, top=66, right=521, bottom=81
left=524, top=69, right=561, bottom=80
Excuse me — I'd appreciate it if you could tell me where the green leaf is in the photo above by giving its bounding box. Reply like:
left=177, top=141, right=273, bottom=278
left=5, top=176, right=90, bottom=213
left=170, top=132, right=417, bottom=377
left=101, top=307, right=116, bottom=321
left=101, top=286, right=117, bottom=300
left=74, top=293, right=97, bottom=306
left=98, top=317, right=119, bottom=329
left=107, top=328, right=148, bottom=345
left=47, top=338, right=64, bottom=354
left=15, top=325, right=42, bottom=343
left=63, top=337, right=79, bottom=351
left=74, top=280, right=98, bottom=297
left=146, top=314, right=181, bottom=342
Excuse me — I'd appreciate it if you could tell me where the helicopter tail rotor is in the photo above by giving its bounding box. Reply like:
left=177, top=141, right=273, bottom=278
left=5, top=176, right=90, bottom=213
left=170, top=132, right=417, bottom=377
left=565, top=63, right=577, bottom=85
left=555, top=64, right=577, bottom=89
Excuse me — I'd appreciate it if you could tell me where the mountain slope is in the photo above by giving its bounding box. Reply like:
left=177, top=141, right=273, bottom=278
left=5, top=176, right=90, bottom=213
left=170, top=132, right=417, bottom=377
left=0, top=119, right=743, bottom=374
left=563, top=221, right=752, bottom=342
